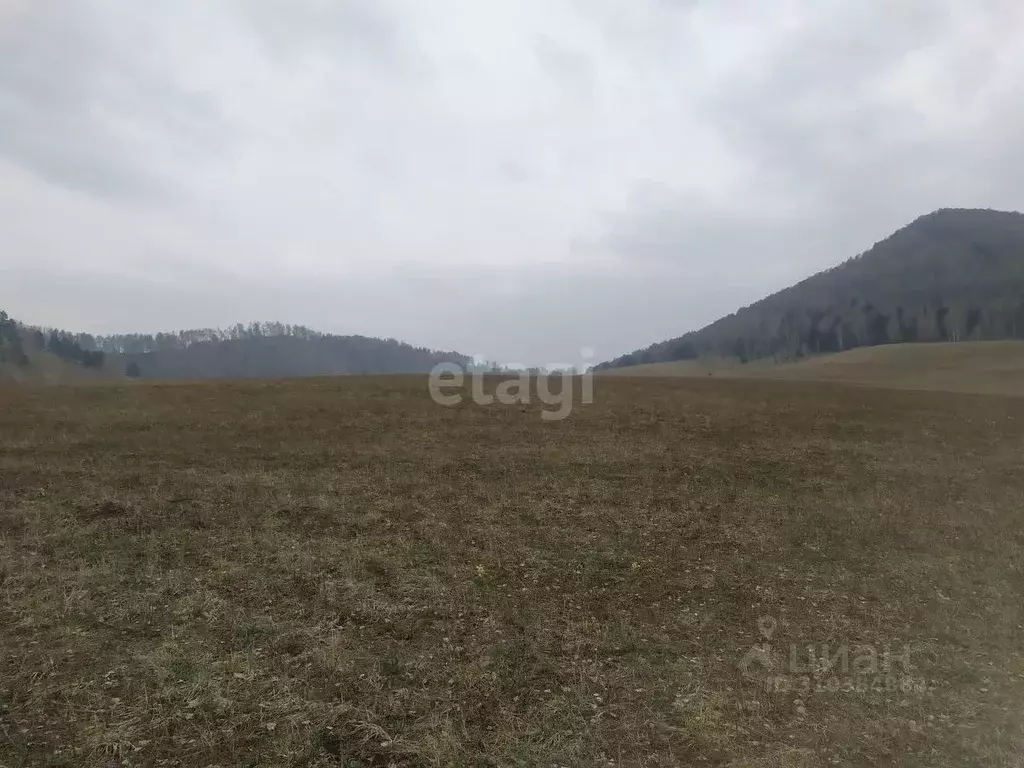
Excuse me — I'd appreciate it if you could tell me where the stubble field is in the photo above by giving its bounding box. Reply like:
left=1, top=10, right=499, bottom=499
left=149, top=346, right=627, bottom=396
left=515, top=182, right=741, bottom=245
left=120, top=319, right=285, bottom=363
left=1, top=376, right=1022, bottom=767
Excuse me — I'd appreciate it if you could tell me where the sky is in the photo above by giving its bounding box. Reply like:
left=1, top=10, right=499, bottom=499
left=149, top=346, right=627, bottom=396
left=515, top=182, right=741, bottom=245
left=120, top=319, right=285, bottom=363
left=1, top=0, right=1023, bottom=367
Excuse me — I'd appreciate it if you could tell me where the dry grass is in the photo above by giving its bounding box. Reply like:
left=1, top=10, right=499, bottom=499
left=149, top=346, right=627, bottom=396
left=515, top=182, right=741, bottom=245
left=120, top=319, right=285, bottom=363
left=1, top=375, right=1023, bottom=766
left=0, top=351, right=115, bottom=386
left=605, top=341, right=1024, bottom=397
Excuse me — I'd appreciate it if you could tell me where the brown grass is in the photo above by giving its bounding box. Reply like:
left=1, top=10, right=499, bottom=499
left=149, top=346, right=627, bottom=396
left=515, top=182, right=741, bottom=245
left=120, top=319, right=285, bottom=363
left=605, top=341, right=1024, bottom=397
left=0, top=348, right=118, bottom=386
left=1, top=375, right=1023, bottom=766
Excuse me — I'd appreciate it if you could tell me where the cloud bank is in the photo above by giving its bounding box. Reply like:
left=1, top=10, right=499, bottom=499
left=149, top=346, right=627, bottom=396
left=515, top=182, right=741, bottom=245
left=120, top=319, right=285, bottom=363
left=1, top=0, right=1021, bottom=364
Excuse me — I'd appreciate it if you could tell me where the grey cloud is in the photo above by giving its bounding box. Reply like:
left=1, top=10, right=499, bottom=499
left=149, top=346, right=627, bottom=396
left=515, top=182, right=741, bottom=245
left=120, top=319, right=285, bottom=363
left=534, top=34, right=594, bottom=102
left=0, top=2, right=226, bottom=201
left=1, top=0, right=1023, bottom=364
left=230, top=0, right=429, bottom=80
left=595, top=184, right=840, bottom=298
left=701, top=1, right=1024, bottom=212
left=599, top=1, right=1024, bottom=298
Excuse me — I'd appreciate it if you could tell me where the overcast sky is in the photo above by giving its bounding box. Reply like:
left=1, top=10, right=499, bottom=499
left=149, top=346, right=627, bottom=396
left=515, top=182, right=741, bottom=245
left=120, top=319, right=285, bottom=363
left=1, top=1, right=1022, bottom=366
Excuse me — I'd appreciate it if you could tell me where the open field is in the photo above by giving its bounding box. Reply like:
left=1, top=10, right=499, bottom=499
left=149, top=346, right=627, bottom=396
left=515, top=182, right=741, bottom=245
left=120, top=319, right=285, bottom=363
left=2, top=376, right=1023, bottom=766
left=604, top=341, right=1024, bottom=397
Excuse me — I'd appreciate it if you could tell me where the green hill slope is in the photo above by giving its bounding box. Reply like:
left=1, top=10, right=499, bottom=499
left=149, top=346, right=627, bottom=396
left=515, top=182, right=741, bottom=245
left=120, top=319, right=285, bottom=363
left=597, top=208, right=1024, bottom=370
left=604, top=340, right=1024, bottom=396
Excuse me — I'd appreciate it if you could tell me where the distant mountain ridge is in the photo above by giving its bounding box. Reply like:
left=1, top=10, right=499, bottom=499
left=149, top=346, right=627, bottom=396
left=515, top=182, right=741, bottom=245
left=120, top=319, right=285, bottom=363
left=597, top=208, right=1024, bottom=370
left=0, top=316, right=470, bottom=380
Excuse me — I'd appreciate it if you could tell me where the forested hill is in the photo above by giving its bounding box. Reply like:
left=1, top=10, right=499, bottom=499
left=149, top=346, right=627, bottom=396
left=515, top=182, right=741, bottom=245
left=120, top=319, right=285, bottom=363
left=1, top=316, right=471, bottom=380
left=106, top=323, right=471, bottom=379
left=116, top=329, right=471, bottom=380
left=597, top=208, right=1024, bottom=370
left=0, top=310, right=111, bottom=382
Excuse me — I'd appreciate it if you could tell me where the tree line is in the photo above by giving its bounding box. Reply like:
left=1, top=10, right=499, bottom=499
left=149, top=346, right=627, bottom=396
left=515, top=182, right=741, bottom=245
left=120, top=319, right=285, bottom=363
left=85, top=321, right=327, bottom=355
left=0, top=312, right=471, bottom=380
left=1, top=312, right=105, bottom=371
left=115, top=325, right=471, bottom=379
left=0, top=310, right=28, bottom=369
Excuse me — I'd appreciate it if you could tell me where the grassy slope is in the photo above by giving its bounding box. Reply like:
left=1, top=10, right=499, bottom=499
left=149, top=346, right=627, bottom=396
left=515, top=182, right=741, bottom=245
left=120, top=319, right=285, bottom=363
left=0, top=348, right=120, bottom=385
left=603, top=340, right=1024, bottom=396
left=1, top=376, right=1022, bottom=766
